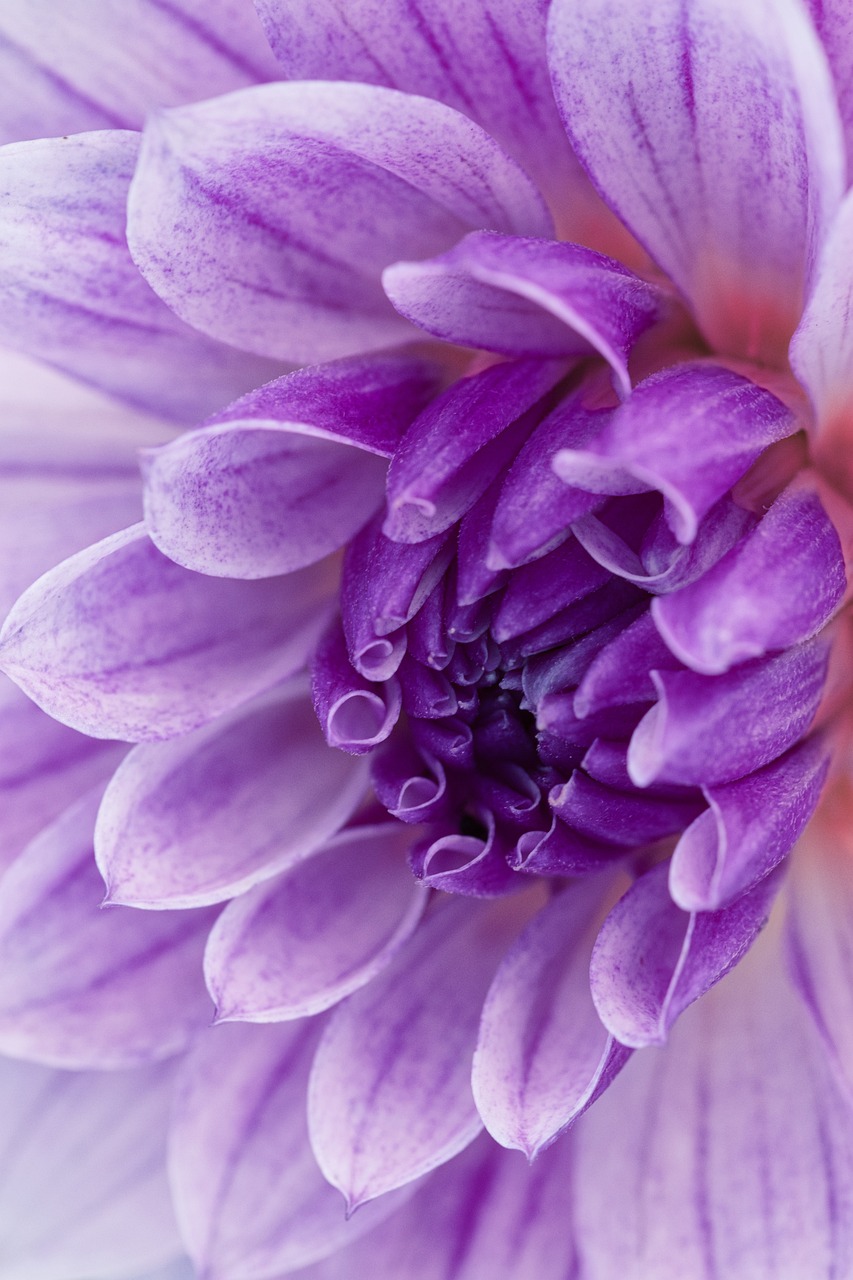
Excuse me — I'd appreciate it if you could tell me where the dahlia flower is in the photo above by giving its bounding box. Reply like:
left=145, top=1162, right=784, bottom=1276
left=1, top=0, right=853, bottom=1276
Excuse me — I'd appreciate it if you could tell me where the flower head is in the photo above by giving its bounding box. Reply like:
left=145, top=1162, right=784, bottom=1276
left=1, top=0, right=853, bottom=1277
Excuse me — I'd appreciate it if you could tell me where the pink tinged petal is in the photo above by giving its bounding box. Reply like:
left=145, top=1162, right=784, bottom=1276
left=294, top=1129, right=580, bottom=1280
left=653, top=483, right=845, bottom=674
left=0, top=678, right=123, bottom=876
left=254, top=0, right=579, bottom=214
left=627, top=638, right=830, bottom=789
left=308, top=894, right=539, bottom=1209
left=0, top=0, right=279, bottom=145
left=0, top=1055, right=181, bottom=1279
left=385, top=358, right=568, bottom=544
left=472, top=880, right=630, bottom=1158
left=143, top=354, right=441, bottom=579
left=341, top=519, right=453, bottom=680
left=169, top=1019, right=408, bottom=1280
left=0, top=524, right=335, bottom=742
left=95, top=681, right=368, bottom=910
left=205, top=823, right=427, bottom=1023
left=572, top=925, right=853, bottom=1280
left=671, top=737, right=829, bottom=912
left=548, top=0, right=845, bottom=365
left=127, top=82, right=553, bottom=365
left=554, top=364, right=796, bottom=546
left=312, top=618, right=402, bottom=755
left=791, top=189, right=853, bottom=448
left=487, top=376, right=612, bottom=570
left=0, top=788, right=215, bottom=1069
left=0, top=133, right=282, bottom=424
left=384, top=232, right=662, bottom=397
left=590, top=862, right=780, bottom=1048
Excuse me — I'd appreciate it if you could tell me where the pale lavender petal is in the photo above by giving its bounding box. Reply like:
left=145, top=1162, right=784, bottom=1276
left=572, top=925, right=853, bottom=1279
left=0, top=133, right=282, bottom=423
left=791, top=190, right=853, bottom=448
left=671, top=737, right=829, bottom=911
left=254, top=0, right=579, bottom=212
left=0, top=0, right=279, bottom=144
left=144, top=354, right=440, bottom=577
left=169, top=1019, right=409, bottom=1279
left=95, top=681, right=368, bottom=908
left=127, top=83, right=552, bottom=363
left=472, top=879, right=630, bottom=1157
left=0, top=1055, right=181, bottom=1279
left=308, top=895, right=536, bottom=1208
left=293, top=1129, right=579, bottom=1280
left=384, top=358, right=567, bottom=543
left=653, top=483, right=845, bottom=673
left=384, top=233, right=662, bottom=397
left=554, top=364, right=795, bottom=545
left=787, top=816, right=853, bottom=1101
left=590, top=863, right=780, bottom=1047
left=806, top=0, right=853, bottom=173
left=0, top=525, right=335, bottom=742
left=0, top=677, right=123, bottom=876
left=548, top=0, right=845, bottom=364
left=0, top=787, right=215, bottom=1068
left=204, top=823, right=427, bottom=1022
left=627, top=639, right=829, bottom=788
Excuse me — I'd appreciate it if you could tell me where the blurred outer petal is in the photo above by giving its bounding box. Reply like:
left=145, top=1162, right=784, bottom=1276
left=293, top=1129, right=579, bottom=1280
left=0, top=1055, right=181, bottom=1280
left=671, top=737, right=829, bottom=912
left=0, top=133, right=282, bottom=424
left=169, top=1020, right=411, bottom=1280
left=652, top=483, right=845, bottom=673
left=95, top=682, right=368, bottom=909
left=572, top=925, right=853, bottom=1280
left=384, top=232, right=662, bottom=398
left=253, top=0, right=579, bottom=211
left=473, top=879, right=630, bottom=1157
left=204, top=823, right=427, bottom=1022
left=0, top=788, right=215, bottom=1069
left=554, top=364, right=795, bottom=545
left=143, top=354, right=441, bottom=578
left=627, top=639, right=829, bottom=788
left=548, top=0, right=845, bottom=366
left=590, top=862, right=779, bottom=1048
left=0, top=678, right=123, bottom=876
left=127, top=82, right=553, bottom=364
left=0, top=525, right=336, bottom=742
left=0, top=0, right=279, bottom=144
left=791, top=190, right=853, bottom=447
left=805, top=0, right=853, bottom=173
left=308, top=895, right=538, bottom=1209
left=788, top=809, right=853, bottom=1102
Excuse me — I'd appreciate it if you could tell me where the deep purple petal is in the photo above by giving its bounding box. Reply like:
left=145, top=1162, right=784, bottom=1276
left=204, top=823, right=427, bottom=1022
left=127, top=83, right=552, bottom=363
left=95, top=681, right=368, bottom=909
left=0, top=525, right=335, bottom=742
left=548, top=0, right=845, bottom=364
left=0, top=133, right=282, bottom=423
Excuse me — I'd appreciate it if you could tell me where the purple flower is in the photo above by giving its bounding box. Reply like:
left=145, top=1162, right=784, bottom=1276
left=0, top=0, right=853, bottom=1276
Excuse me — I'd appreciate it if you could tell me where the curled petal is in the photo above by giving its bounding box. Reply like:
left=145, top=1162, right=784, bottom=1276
left=590, top=862, right=780, bottom=1047
left=0, top=525, right=336, bottom=742
left=95, top=681, right=368, bottom=909
left=312, top=618, right=401, bottom=754
left=127, top=82, right=552, bottom=363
